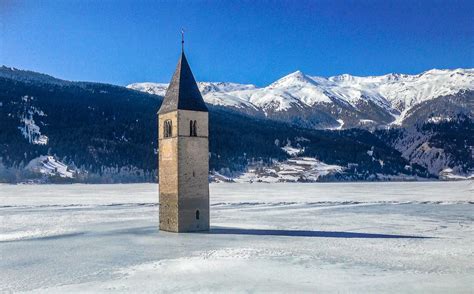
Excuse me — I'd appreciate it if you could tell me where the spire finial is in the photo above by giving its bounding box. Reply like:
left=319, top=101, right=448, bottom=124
left=181, top=28, right=185, bottom=52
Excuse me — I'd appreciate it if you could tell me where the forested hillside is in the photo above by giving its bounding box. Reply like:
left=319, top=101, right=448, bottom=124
left=0, top=67, right=454, bottom=183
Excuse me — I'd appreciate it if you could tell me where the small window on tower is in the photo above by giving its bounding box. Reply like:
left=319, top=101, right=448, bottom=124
left=164, top=120, right=172, bottom=138
left=196, top=210, right=200, bottom=220
left=190, top=120, right=197, bottom=136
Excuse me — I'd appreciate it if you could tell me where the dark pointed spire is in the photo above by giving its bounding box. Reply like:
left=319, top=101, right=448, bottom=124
left=158, top=51, right=208, bottom=114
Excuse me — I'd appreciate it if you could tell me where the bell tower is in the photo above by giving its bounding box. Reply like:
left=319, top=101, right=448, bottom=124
left=158, top=44, right=209, bottom=232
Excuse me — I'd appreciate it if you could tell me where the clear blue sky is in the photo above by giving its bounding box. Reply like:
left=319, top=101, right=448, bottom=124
left=1, top=0, right=473, bottom=86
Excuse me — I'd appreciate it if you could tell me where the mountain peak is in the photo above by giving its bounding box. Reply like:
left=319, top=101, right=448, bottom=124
left=289, top=70, right=304, bottom=76
left=284, top=70, right=307, bottom=80
left=419, top=68, right=474, bottom=77
left=269, top=70, right=315, bottom=89
left=329, top=73, right=356, bottom=82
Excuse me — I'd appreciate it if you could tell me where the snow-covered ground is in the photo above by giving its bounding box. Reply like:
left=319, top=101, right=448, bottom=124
left=235, top=157, right=344, bottom=183
left=25, top=156, right=75, bottom=178
left=1, top=182, right=473, bottom=293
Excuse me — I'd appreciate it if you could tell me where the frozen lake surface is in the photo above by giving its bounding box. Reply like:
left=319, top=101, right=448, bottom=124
left=1, top=182, right=473, bottom=293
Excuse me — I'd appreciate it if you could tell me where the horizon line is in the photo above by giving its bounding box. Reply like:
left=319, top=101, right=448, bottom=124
left=1, top=64, right=473, bottom=88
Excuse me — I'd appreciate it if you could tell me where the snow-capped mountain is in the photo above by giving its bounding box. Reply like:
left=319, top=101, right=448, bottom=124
left=1, top=65, right=472, bottom=182
left=127, top=82, right=169, bottom=96
left=128, top=68, right=474, bottom=129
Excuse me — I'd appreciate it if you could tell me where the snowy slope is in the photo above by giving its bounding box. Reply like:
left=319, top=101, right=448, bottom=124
left=128, top=81, right=259, bottom=109
left=235, top=157, right=344, bottom=183
left=378, top=69, right=474, bottom=110
left=324, top=69, right=474, bottom=110
left=128, top=68, right=474, bottom=127
left=127, top=82, right=169, bottom=96
left=198, top=81, right=257, bottom=95
left=25, top=156, right=75, bottom=178
left=16, top=95, right=49, bottom=145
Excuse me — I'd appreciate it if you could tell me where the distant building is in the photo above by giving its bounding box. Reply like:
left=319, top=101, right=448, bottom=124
left=157, top=46, right=209, bottom=232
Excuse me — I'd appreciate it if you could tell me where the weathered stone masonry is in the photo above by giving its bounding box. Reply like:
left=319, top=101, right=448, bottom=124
left=158, top=51, right=209, bottom=232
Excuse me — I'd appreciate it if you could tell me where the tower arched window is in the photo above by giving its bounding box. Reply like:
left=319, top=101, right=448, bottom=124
left=196, top=210, right=200, bottom=220
left=190, top=120, right=197, bottom=136
left=164, top=120, right=172, bottom=138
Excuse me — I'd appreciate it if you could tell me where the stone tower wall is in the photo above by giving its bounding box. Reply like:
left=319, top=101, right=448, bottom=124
left=177, top=110, right=209, bottom=231
left=158, top=110, right=209, bottom=232
left=158, top=111, right=179, bottom=232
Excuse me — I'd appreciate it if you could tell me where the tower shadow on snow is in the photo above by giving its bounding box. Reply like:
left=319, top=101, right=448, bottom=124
left=209, top=227, right=432, bottom=239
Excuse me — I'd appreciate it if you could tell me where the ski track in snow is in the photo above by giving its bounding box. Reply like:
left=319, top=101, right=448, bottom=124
left=0, top=182, right=473, bottom=293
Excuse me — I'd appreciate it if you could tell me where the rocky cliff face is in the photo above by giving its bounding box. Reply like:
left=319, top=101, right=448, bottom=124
left=375, top=116, right=474, bottom=178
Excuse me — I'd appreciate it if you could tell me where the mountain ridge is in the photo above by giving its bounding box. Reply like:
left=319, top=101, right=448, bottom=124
left=128, top=68, right=474, bottom=129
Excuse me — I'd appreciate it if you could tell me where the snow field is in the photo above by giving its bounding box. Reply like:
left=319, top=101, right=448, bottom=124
left=0, top=182, right=473, bottom=293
